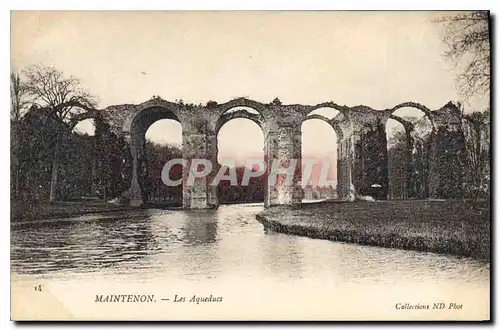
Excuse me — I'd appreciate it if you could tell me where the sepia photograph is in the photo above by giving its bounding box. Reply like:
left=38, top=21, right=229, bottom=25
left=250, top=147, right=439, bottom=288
left=10, top=10, right=491, bottom=321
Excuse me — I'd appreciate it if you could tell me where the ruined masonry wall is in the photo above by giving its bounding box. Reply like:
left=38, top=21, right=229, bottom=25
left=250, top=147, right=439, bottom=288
left=94, top=97, right=462, bottom=209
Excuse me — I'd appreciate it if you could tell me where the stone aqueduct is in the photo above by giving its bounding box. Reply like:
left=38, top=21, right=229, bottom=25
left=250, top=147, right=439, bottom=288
left=75, top=97, right=463, bottom=209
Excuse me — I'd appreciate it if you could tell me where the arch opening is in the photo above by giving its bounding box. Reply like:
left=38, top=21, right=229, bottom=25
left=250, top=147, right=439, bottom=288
left=144, top=118, right=183, bottom=206
left=307, top=107, right=340, bottom=120
left=386, top=118, right=407, bottom=200
left=72, top=118, right=96, bottom=136
left=301, top=118, right=338, bottom=202
left=224, top=106, right=260, bottom=115
left=215, top=106, right=265, bottom=135
left=216, top=118, right=265, bottom=204
left=129, top=106, right=183, bottom=207
left=386, top=107, right=433, bottom=200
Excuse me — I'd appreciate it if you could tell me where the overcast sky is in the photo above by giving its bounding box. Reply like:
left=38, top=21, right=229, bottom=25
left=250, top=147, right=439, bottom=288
left=11, top=11, right=489, bottom=183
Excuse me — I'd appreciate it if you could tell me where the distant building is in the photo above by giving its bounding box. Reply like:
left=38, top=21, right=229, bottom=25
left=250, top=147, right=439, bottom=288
left=303, top=184, right=337, bottom=200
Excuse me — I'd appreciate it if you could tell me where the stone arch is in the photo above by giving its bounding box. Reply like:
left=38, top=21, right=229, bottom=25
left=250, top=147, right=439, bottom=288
left=215, top=108, right=265, bottom=135
left=300, top=115, right=338, bottom=201
left=302, top=105, right=355, bottom=201
left=216, top=117, right=266, bottom=204
left=206, top=98, right=273, bottom=135
left=385, top=104, right=434, bottom=200
left=213, top=101, right=270, bottom=168
left=69, top=110, right=102, bottom=132
left=217, top=98, right=271, bottom=119
left=124, top=99, right=184, bottom=136
left=305, top=103, right=354, bottom=139
left=389, top=114, right=412, bottom=129
left=124, top=100, right=185, bottom=207
left=213, top=103, right=268, bottom=205
left=308, top=102, right=349, bottom=114
left=304, top=114, right=346, bottom=141
left=386, top=102, right=435, bottom=130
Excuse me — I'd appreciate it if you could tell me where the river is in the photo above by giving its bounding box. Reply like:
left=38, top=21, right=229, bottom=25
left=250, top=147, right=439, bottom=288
left=11, top=203, right=490, bottom=320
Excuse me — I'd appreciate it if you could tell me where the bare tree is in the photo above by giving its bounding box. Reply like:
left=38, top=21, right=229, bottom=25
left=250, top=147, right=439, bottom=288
left=10, top=71, right=30, bottom=198
left=462, top=110, right=490, bottom=198
left=437, top=11, right=490, bottom=100
left=10, top=71, right=29, bottom=122
left=22, top=65, right=97, bottom=202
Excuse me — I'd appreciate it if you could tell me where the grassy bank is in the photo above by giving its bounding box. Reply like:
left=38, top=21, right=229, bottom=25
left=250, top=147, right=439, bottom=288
left=11, top=200, right=137, bottom=222
left=256, top=200, right=490, bottom=261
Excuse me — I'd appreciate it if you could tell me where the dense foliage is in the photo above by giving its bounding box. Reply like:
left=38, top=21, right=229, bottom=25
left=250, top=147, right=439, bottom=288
left=354, top=119, right=389, bottom=199
left=386, top=111, right=489, bottom=200
left=11, top=107, right=131, bottom=201
left=217, top=167, right=265, bottom=203
left=144, top=141, right=183, bottom=204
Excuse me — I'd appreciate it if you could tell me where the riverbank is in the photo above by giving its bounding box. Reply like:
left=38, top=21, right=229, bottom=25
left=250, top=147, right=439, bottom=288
left=11, top=200, right=137, bottom=222
left=256, top=200, right=490, bottom=261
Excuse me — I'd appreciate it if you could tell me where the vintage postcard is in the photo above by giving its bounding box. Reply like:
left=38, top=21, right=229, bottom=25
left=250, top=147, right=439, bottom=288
left=10, top=10, right=491, bottom=321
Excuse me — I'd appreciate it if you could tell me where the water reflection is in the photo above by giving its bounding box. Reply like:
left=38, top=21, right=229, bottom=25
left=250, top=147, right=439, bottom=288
left=11, top=212, right=156, bottom=274
left=11, top=204, right=490, bottom=288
